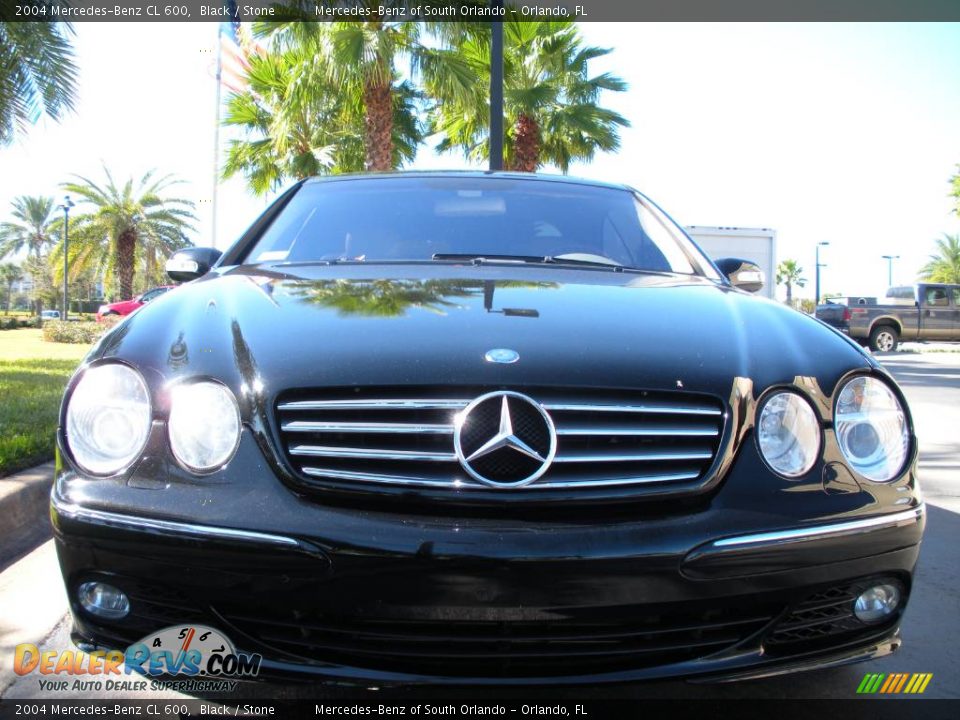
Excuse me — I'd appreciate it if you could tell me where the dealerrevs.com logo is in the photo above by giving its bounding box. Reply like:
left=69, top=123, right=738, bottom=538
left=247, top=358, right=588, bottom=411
left=14, top=625, right=261, bottom=693
left=125, top=625, right=261, bottom=678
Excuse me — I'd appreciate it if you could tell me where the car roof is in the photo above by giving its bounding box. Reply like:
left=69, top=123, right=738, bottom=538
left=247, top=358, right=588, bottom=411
left=302, top=171, right=634, bottom=193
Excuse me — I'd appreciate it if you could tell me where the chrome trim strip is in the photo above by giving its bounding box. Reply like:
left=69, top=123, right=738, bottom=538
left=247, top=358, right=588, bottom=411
left=533, top=471, right=702, bottom=488
left=282, top=421, right=454, bottom=435
left=300, top=466, right=701, bottom=490
left=543, top=402, right=722, bottom=416
left=51, top=493, right=301, bottom=549
left=711, top=505, right=925, bottom=549
left=279, top=399, right=469, bottom=411
left=302, top=466, right=470, bottom=488
left=554, top=450, right=713, bottom=463
left=555, top=424, right=719, bottom=437
left=290, top=445, right=457, bottom=462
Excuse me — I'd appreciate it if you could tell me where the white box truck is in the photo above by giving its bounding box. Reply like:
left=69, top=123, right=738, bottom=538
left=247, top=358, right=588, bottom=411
left=685, top=226, right=777, bottom=299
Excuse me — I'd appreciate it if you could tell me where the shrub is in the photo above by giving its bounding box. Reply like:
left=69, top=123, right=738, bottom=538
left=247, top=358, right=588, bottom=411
left=42, top=320, right=108, bottom=344
left=0, top=316, right=40, bottom=330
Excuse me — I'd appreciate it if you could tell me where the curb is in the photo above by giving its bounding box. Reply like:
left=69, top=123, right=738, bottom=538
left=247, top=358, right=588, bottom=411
left=0, top=461, right=55, bottom=569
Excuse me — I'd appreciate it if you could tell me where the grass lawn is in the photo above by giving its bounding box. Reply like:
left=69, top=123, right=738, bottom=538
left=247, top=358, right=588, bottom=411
left=0, top=329, right=89, bottom=477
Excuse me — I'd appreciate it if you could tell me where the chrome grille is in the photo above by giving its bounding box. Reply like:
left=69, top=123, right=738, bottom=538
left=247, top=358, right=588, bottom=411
left=276, top=387, right=725, bottom=495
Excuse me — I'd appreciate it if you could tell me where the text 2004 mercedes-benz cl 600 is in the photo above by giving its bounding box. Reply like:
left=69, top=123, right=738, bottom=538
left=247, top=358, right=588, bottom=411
left=52, top=173, right=923, bottom=684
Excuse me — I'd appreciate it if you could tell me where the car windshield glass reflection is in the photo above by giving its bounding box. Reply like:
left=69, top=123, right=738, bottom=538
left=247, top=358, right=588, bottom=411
left=243, top=177, right=709, bottom=276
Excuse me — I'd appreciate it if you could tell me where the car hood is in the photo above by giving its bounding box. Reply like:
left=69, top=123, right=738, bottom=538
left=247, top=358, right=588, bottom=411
left=91, top=264, right=874, bottom=404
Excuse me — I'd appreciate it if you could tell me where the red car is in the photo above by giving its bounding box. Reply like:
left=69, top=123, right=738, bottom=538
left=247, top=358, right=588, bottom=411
left=96, top=286, right=174, bottom=322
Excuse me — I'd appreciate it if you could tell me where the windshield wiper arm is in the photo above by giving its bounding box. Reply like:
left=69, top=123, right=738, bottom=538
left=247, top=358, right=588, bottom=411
left=431, top=252, right=624, bottom=270
left=432, top=253, right=547, bottom=264
left=545, top=253, right=623, bottom=269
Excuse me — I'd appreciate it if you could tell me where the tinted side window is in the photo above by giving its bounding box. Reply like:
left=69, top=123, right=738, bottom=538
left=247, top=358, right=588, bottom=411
left=952, top=288, right=960, bottom=306
left=925, top=287, right=949, bottom=307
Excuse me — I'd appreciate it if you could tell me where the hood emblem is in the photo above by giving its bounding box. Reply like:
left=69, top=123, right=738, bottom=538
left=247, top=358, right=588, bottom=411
left=484, top=348, right=520, bottom=364
left=454, top=391, right=557, bottom=488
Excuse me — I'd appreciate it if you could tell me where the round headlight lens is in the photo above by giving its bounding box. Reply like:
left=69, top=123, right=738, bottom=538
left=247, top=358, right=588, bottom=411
left=757, top=391, right=820, bottom=477
left=835, top=376, right=909, bottom=482
left=168, top=381, right=240, bottom=472
left=65, top=364, right=152, bottom=475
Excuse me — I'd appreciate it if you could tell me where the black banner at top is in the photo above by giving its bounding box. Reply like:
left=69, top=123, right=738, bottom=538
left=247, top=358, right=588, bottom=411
left=2, top=0, right=960, bottom=22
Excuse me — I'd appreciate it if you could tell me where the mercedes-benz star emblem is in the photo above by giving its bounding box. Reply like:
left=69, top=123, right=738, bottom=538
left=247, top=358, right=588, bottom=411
left=484, top=348, right=520, bottom=364
left=453, top=391, right=557, bottom=488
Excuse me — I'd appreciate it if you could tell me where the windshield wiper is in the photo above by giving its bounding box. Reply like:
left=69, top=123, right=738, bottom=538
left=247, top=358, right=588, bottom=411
left=432, top=253, right=547, bottom=264
left=546, top=253, right=623, bottom=269
left=431, top=252, right=624, bottom=270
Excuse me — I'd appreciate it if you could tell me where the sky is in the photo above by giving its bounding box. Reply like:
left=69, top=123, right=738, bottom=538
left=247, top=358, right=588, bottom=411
left=1, top=21, right=958, bottom=300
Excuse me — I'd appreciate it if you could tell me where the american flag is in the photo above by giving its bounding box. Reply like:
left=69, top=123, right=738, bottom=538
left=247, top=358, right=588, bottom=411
left=219, top=17, right=251, bottom=94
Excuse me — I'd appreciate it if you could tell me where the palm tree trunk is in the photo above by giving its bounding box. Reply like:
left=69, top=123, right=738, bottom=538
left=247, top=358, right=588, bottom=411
left=363, top=78, right=394, bottom=172
left=116, top=229, right=137, bottom=300
left=33, top=246, right=42, bottom=318
left=786, top=282, right=793, bottom=305
left=144, top=252, right=156, bottom=287
left=508, top=113, right=540, bottom=172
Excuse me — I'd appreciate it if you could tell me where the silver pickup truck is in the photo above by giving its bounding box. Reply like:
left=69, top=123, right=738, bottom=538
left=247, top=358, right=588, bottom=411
left=816, top=283, right=960, bottom=351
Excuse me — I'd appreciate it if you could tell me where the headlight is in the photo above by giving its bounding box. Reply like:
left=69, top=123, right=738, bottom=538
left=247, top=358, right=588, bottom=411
left=835, top=376, right=909, bottom=482
left=168, top=381, right=240, bottom=472
left=65, top=363, right=152, bottom=476
left=757, top=391, right=820, bottom=478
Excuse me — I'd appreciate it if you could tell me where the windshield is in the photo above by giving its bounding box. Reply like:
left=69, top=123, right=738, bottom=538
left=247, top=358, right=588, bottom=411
left=242, top=176, right=717, bottom=277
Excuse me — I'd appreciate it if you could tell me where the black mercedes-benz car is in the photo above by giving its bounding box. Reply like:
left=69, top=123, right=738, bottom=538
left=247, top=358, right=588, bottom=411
left=52, top=172, right=923, bottom=684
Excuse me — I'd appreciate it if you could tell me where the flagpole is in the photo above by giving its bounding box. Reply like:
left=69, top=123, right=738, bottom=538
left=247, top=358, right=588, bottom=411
left=212, top=23, right=223, bottom=249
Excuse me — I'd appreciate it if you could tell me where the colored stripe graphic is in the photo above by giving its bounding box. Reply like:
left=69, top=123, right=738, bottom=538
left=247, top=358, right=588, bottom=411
left=893, top=674, right=909, bottom=693
left=879, top=674, right=897, bottom=693
left=857, top=672, right=932, bottom=694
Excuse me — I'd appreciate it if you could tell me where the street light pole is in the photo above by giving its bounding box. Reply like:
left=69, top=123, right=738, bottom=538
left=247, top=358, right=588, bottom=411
left=489, top=1, right=504, bottom=171
left=59, top=196, right=75, bottom=321
left=881, top=255, right=900, bottom=287
left=815, top=241, right=829, bottom=305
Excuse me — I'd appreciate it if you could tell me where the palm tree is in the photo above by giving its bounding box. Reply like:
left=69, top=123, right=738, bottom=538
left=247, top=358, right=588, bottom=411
left=425, top=21, right=629, bottom=172
left=293, top=278, right=559, bottom=318
left=296, top=278, right=484, bottom=317
left=0, top=263, right=22, bottom=313
left=0, top=18, right=78, bottom=145
left=255, top=16, right=425, bottom=172
left=0, top=195, right=58, bottom=260
left=51, top=168, right=197, bottom=300
left=776, top=259, right=807, bottom=305
left=950, top=164, right=960, bottom=218
left=919, top=234, right=960, bottom=284
left=221, top=46, right=421, bottom=193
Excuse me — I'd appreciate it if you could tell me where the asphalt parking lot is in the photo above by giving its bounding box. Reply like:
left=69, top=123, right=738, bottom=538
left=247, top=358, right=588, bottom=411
left=1, top=350, right=957, bottom=703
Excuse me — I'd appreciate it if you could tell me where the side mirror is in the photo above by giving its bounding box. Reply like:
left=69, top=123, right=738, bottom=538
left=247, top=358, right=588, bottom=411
left=714, top=257, right=764, bottom=294
left=166, top=247, right=222, bottom=283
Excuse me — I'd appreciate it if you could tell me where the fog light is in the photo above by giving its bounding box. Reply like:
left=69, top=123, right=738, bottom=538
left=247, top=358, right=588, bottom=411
left=77, top=582, right=130, bottom=620
left=853, top=584, right=901, bottom=624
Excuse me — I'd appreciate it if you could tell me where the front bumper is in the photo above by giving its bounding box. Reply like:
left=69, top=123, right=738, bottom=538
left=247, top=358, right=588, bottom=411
left=51, top=462, right=924, bottom=685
